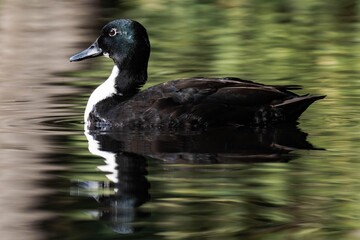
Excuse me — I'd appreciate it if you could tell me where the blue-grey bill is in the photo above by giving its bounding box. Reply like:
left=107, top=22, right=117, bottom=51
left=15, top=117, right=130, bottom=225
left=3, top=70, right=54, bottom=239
left=70, top=41, right=103, bottom=62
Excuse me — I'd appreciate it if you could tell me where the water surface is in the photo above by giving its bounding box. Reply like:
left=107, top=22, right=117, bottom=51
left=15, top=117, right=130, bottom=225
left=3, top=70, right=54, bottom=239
left=0, top=1, right=359, bottom=240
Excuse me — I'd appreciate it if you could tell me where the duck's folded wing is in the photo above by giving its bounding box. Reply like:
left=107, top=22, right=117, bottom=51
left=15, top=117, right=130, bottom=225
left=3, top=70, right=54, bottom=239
left=170, top=78, right=293, bottom=106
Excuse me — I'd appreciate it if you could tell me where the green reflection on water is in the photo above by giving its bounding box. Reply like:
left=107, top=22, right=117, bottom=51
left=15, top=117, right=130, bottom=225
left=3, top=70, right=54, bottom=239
left=61, top=1, right=360, bottom=239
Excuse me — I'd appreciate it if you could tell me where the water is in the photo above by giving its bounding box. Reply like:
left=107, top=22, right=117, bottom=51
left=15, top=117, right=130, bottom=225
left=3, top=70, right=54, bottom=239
left=1, top=1, right=360, bottom=239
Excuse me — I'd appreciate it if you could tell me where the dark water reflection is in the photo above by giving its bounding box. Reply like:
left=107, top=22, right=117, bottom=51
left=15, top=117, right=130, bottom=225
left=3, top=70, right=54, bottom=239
left=46, top=126, right=320, bottom=239
left=1, top=0, right=360, bottom=240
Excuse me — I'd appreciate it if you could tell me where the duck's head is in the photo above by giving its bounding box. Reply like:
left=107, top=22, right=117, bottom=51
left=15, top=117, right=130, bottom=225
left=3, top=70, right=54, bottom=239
left=70, top=19, right=150, bottom=69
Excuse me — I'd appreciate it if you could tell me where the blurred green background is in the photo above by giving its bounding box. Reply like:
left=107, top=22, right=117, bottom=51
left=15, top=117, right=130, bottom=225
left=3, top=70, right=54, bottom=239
left=59, top=1, right=360, bottom=239
left=72, top=0, right=360, bottom=152
left=0, top=0, right=359, bottom=240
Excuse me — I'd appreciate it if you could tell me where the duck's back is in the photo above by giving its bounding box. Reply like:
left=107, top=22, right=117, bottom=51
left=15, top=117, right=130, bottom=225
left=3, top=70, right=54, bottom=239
left=89, top=77, right=324, bottom=130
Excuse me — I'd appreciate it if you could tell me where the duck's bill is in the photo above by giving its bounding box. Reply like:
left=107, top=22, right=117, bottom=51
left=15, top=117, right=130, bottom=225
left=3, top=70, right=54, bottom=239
left=69, top=40, right=103, bottom=62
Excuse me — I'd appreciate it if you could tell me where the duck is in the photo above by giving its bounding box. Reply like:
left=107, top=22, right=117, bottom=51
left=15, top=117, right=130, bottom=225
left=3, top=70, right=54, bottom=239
left=70, top=19, right=325, bottom=131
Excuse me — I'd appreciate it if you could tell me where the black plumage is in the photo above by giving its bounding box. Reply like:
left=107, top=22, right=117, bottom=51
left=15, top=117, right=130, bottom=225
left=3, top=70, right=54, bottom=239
left=70, top=19, right=325, bottom=131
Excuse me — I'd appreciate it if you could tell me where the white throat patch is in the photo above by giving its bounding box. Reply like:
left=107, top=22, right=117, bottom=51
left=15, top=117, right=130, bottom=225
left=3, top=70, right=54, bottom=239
left=84, top=65, right=120, bottom=123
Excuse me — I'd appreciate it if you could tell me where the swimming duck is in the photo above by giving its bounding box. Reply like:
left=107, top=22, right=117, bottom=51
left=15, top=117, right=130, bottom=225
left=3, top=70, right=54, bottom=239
left=70, top=19, right=325, bottom=131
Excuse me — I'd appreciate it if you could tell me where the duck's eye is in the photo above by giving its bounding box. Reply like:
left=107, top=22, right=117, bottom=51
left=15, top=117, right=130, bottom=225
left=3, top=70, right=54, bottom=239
left=108, top=28, right=118, bottom=37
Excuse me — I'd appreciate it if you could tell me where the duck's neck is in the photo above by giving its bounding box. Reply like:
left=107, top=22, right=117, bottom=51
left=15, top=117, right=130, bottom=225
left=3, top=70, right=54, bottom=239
left=84, top=61, right=148, bottom=123
left=114, top=57, right=148, bottom=96
left=84, top=65, right=119, bottom=122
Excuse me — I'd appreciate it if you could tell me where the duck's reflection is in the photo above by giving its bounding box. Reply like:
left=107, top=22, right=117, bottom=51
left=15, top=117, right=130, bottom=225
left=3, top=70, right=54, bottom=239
left=76, top=126, right=319, bottom=234
left=96, top=152, right=150, bottom=234
left=74, top=133, right=150, bottom=234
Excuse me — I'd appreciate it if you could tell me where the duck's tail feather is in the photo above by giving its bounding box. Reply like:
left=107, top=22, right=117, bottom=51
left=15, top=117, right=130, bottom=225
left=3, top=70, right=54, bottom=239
left=273, top=94, right=326, bottom=121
